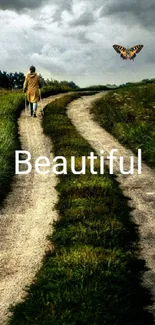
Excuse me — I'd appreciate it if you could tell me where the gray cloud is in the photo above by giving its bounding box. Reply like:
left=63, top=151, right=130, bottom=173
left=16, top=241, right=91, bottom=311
left=76, top=31, right=94, bottom=44
left=101, top=0, right=155, bottom=29
left=32, top=23, right=46, bottom=31
left=64, top=31, right=94, bottom=44
left=70, top=11, right=96, bottom=27
left=0, top=0, right=46, bottom=11
left=1, top=0, right=154, bottom=31
left=51, top=0, right=73, bottom=22
left=145, top=52, right=155, bottom=64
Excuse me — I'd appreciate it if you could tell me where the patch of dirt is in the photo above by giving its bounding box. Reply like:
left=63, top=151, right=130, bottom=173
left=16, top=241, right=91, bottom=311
left=68, top=93, right=155, bottom=319
left=0, top=94, right=65, bottom=325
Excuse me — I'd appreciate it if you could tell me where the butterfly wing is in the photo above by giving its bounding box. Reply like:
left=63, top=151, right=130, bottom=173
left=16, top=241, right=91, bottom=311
left=131, top=45, right=144, bottom=53
left=129, top=45, right=144, bottom=60
left=120, top=53, right=128, bottom=60
left=113, top=45, right=128, bottom=59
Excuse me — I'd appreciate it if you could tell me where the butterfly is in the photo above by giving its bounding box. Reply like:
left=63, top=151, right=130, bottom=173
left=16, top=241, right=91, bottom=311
left=113, top=44, right=144, bottom=60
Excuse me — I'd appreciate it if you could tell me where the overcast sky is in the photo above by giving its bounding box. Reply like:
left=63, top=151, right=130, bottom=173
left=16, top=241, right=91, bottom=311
left=0, top=0, right=154, bottom=86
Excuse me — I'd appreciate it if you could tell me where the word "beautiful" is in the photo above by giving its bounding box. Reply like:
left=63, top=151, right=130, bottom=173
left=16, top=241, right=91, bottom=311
left=15, top=149, right=142, bottom=175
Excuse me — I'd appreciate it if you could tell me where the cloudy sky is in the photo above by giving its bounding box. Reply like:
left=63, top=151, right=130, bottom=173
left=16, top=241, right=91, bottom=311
left=0, top=0, right=154, bottom=86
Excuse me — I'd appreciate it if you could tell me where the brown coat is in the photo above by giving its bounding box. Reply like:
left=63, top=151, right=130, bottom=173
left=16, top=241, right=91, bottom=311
left=24, top=73, right=41, bottom=103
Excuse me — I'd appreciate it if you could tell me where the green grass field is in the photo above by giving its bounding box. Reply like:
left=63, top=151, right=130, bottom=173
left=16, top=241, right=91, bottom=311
left=90, top=84, right=155, bottom=168
left=9, top=94, right=153, bottom=325
left=0, top=92, right=24, bottom=204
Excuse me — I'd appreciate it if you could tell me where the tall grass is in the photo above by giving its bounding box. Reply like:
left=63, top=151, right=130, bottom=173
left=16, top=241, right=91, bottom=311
left=90, top=84, right=155, bottom=168
left=0, top=93, right=24, bottom=204
left=9, top=94, right=153, bottom=325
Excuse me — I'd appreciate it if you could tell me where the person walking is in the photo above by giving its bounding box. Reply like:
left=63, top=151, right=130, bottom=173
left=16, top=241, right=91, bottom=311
left=23, top=66, right=42, bottom=117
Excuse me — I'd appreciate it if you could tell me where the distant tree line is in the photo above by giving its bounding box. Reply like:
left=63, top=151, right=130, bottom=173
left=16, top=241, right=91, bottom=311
left=79, top=85, right=114, bottom=91
left=0, top=71, right=25, bottom=89
left=0, top=70, right=79, bottom=91
left=119, top=78, right=155, bottom=88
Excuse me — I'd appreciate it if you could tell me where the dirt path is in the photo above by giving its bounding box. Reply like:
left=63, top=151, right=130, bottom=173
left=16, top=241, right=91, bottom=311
left=68, top=93, right=155, bottom=318
left=0, top=94, right=66, bottom=325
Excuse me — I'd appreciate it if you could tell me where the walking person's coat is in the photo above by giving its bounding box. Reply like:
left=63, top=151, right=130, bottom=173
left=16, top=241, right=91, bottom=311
left=24, top=72, right=41, bottom=103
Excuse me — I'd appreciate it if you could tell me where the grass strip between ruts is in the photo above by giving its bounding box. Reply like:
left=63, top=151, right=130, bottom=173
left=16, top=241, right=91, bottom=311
left=9, top=93, right=153, bottom=325
left=90, top=84, right=155, bottom=168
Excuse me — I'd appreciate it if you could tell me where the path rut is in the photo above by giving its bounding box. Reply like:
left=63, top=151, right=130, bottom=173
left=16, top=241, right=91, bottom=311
left=0, top=94, right=65, bottom=325
left=68, top=93, right=155, bottom=318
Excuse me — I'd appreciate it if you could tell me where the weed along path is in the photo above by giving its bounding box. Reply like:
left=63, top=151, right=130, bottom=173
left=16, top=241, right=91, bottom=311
left=0, top=94, right=66, bottom=325
left=68, top=93, right=155, bottom=316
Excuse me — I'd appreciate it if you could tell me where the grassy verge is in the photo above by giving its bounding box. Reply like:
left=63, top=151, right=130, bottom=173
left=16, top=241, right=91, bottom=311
left=0, top=92, right=24, bottom=204
left=9, top=94, right=153, bottom=325
left=41, top=86, right=70, bottom=98
left=90, top=84, right=155, bottom=168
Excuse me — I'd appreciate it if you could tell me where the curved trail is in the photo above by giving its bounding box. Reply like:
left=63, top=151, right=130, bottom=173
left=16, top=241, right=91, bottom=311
left=0, top=94, right=65, bottom=325
left=68, top=93, right=155, bottom=317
